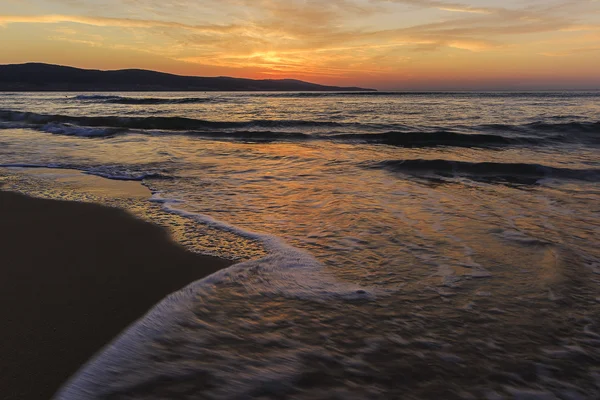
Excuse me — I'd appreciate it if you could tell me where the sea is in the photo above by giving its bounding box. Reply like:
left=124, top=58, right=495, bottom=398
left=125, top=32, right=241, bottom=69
left=1, top=91, right=599, bottom=399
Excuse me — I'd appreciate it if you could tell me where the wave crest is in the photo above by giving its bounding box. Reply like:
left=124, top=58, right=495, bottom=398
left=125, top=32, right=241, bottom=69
left=367, top=159, right=600, bottom=184
left=73, top=95, right=221, bottom=105
left=1, top=109, right=598, bottom=147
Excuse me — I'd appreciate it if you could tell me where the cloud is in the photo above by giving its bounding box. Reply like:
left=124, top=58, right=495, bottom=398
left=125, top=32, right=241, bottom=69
left=2, top=0, right=600, bottom=83
left=541, top=46, right=600, bottom=57
left=560, top=24, right=600, bottom=32
left=0, top=14, right=242, bottom=34
left=375, top=0, right=497, bottom=14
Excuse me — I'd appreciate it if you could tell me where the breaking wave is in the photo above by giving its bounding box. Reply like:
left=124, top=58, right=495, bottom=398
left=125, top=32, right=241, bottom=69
left=332, top=131, right=542, bottom=147
left=481, top=121, right=600, bottom=136
left=368, top=159, right=600, bottom=183
left=0, top=109, right=346, bottom=131
left=1, top=109, right=598, bottom=147
left=73, top=95, right=223, bottom=105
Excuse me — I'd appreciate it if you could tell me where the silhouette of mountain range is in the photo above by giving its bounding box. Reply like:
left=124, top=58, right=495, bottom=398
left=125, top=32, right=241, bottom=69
left=0, top=63, right=375, bottom=92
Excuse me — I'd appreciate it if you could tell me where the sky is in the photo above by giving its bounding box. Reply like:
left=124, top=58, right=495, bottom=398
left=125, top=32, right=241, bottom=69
left=1, top=0, right=599, bottom=90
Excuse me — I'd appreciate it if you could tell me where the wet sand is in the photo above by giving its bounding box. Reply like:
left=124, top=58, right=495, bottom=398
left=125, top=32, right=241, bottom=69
left=0, top=190, right=232, bottom=399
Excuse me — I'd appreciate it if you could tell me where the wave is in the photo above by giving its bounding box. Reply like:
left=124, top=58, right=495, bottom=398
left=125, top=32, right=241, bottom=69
left=367, top=159, right=600, bottom=184
left=525, top=121, right=600, bottom=134
left=1, top=109, right=598, bottom=147
left=73, top=95, right=221, bottom=105
left=0, top=109, right=345, bottom=132
left=0, top=117, right=541, bottom=147
left=480, top=121, right=600, bottom=137
left=0, top=163, right=173, bottom=182
left=332, top=131, right=543, bottom=147
left=73, top=95, right=123, bottom=101
left=86, top=171, right=172, bottom=181
left=40, top=123, right=126, bottom=137
left=195, top=130, right=545, bottom=147
left=56, top=191, right=374, bottom=399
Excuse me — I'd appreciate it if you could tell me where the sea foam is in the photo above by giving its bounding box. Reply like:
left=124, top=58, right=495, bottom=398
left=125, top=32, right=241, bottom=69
left=56, top=192, right=376, bottom=399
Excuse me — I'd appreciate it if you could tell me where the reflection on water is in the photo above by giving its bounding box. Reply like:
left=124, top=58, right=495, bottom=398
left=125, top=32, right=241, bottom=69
left=1, top=92, right=599, bottom=398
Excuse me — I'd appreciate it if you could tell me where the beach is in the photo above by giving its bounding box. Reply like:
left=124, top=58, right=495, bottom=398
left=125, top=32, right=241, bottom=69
left=0, top=190, right=231, bottom=399
left=1, top=92, right=599, bottom=399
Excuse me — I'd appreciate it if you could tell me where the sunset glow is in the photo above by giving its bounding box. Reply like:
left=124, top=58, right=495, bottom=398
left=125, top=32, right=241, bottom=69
left=1, top=0, right=600, bottom=89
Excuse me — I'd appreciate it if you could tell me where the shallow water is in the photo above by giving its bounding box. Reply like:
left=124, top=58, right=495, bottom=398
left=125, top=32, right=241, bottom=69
left=1, top=92, right=599, bottom=399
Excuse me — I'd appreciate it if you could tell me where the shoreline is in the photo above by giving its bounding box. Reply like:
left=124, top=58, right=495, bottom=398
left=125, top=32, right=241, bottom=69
left=0, top=190, right=232, bottom=399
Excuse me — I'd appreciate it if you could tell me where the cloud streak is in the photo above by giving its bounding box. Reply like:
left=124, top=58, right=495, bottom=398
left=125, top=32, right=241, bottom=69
left=1, top=0, right=600, bottom=87
left=0, top=14, right=243, bottom=34
left=378, top=0, right=496, bottom=14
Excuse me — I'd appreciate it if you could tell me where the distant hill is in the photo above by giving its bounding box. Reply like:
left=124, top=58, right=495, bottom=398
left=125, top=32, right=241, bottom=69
left=0, top=63, right=375, bottom=92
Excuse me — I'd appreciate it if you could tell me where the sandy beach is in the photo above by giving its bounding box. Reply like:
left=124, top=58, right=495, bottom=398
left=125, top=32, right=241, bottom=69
left=0, top=190, right=232, bottom=399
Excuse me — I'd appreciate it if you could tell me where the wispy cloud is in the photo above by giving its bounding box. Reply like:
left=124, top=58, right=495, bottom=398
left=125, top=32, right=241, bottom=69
left=374, top=0, right=497, bottom=14
left=0, top=14, right=242, bottom=34
left=541, top=46, right=600, bottom=57
left=1, top=0, right=600, bottom=86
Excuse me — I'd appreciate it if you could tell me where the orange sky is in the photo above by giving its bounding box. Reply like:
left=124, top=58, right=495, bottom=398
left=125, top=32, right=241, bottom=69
left=1, top=0, right=600, bottom=89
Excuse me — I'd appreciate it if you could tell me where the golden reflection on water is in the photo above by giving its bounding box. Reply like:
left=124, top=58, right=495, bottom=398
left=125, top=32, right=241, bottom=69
left=2, top=91, right=600, bottom=398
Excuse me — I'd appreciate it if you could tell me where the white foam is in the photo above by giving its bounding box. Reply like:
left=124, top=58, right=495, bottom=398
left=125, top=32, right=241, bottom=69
left=0, top=120, right=121, bottom=137
left=41, top=123, right=120, bottom=137
left=56, top=192, right=376, bottom=399
left=149, top=192, right=376, bottom=301
left=84, top=170, right=154, bottom=181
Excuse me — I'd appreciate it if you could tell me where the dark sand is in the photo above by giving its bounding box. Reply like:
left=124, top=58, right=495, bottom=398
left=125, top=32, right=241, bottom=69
left=0, top=191, right=232, bottom=399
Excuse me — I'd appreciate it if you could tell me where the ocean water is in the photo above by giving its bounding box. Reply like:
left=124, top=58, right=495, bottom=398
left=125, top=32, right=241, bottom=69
left=1, top=92, right=600, bottom=399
